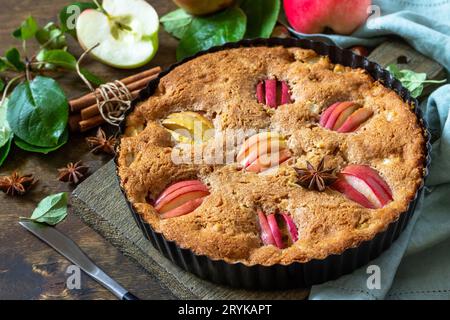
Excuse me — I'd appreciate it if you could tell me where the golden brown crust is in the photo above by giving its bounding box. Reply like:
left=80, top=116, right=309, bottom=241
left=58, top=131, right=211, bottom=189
left=117, top=46, right=425, bottom=265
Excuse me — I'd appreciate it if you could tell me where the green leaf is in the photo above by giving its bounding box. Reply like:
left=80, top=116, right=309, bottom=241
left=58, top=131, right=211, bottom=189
left=79, top=68, right=104, bottom=86
left=0, top=98, right=12, bottom=148
left=240, top=0, right=280, bottom=38
left=7, top=76, right=69, bottom=147
left=36, top=49, right=104, bottom=85
left=5, top=48, right=26, bottom=71
left=37, top=49, right=77, bottom=69
left=35, top=22, right=67, bottom=50
left=0, top=59, right=7, bottom=72
left=0, top=79, right=4, bottom=92
left=15, top=127, right=68, bottom=154
left=161, top=9, right=193, bottom=40
left=59, top=2, right=98, bottom=38
left=25, top=192, right=68, bottom=226
left=176, top=7, right=247, bottom=61
left=386, top=64, right=447, bottom=98
left=13, top=16, right=39, bottom=40
left=0, top=136, right=12, bottom=167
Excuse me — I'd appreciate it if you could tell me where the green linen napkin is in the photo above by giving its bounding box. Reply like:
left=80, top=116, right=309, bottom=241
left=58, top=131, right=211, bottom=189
left=288, top=0, right=450, bottom=300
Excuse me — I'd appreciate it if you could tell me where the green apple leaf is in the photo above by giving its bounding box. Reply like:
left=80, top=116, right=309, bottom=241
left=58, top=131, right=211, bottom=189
left=176, top=7, right=247, bottom=61
left=0, top=136, right=12, bottom=167
left=37, top=49, right=104, bottom=85
left=240, top=0, right=280, bottom=38
left=13, top=16, right=39, bottom=40
left=5, top=48, right=26, bottom=71
left=59, top=2, right=98, bottom=38
left=7, top=76, right=68, bottom=148
left=0, top=98, right=12, bottom=148
left=386, top=64, right=447, bottom=98
left=161, top=9, right=193, bottom=40
left=15, top=127, right=68, bottom=154
left=23, top=192, right=68, bottom=226
left=0, top=59, right=7, bottom=72
left=79, top=68, right=104, bottom=86
left=35, top=22, right=68, bottom=50
left=0, top=79, right=4, bottom=92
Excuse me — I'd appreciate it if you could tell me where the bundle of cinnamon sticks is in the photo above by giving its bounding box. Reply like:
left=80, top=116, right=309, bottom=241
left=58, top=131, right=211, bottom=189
left=69, top=66, right=161, bottom=132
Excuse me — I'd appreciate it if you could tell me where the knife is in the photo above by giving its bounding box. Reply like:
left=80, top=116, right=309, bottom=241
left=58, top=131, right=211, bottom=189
left=19, top=221, right=139, bottom=300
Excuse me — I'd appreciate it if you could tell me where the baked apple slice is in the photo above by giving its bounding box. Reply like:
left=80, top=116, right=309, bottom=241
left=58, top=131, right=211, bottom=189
left=332, top=165, right=393, bottom=209
left=155, top=180, right=210, bottom=219
left=258, top=211, right=298, bottom=248
left=162, top=111, right=214, bottom=143
left=256, top=79, right=292, bottom=108
left=320, top=101, right=373, bottom=133
left=237, top=132, right=291, bottom=173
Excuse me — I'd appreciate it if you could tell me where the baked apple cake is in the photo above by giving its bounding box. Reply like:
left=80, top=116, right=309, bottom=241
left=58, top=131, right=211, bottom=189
left=117, top=46, right=426, bottom=266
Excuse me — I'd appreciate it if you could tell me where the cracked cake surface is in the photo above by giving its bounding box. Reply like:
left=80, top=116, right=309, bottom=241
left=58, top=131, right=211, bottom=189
left=117, top=46, right=425, bottom=266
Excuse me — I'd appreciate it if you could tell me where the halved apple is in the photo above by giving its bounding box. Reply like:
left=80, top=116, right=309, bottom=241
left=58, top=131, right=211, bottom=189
left=256, top=79, right=292, bottom=108
left=162, top=111, right=214, bottom=143
left=332, top=165, right=393, bottom=209
left=155, top=180, right=210, bottom=219
left=237, top=132, right=291, bottom=173
left=76, top=0, right=159, bottom=69
left=320, top=101, right=373, bottom=133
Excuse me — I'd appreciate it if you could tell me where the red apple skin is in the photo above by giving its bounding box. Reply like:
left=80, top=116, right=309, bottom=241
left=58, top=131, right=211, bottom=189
left=173, top=0, right=235, bottom=16
left=258, top=210, right=276, bottom=246
left=160, top=197, right=206, bottom=219
left=265, top=79, right=278, bottom=108
left=256, top=81, right=265, bottom=104
left=155, top=180, right=204, bottom=206
left=155, top=185, right=209, bottom=213
left=324, top=101, right=355, bottom=129
left=337, top=108, right=373, bottom=133
left=319, top=102, right=340, bottom=127
left=284, top=0, right=371, bottom=35
left=267, top=214, right=284, bottom=249
left=246, top=148, right=291, bottom=173
left=333, top=104, right=361, bottom=130
left=332, top=176, right=375, bottom=209
left=342, top=165, right=393, bottom=204
left=281, top=212, right=298, bottom=242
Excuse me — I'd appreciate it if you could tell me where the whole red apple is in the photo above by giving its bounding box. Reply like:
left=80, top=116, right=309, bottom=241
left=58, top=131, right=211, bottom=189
left=283, top=0, right=371, bottom=35
left=173, top=0, right=235, bottom=16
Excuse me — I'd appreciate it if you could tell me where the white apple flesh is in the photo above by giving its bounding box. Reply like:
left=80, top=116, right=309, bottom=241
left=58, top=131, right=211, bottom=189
left=76, top=0, right=159, bottom=69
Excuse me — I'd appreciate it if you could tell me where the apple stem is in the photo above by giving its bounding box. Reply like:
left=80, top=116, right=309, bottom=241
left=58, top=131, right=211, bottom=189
left=93, top=0, right=110, bottom=17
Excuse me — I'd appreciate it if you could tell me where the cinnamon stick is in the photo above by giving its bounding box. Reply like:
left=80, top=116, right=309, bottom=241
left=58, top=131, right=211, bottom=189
left=79, top=115, right=105, bottom=132
left=68, top=114, right=81, bottom=132
left=70, top=66, right=161, bottom=112
left=80, top=89, right=141, bottom=120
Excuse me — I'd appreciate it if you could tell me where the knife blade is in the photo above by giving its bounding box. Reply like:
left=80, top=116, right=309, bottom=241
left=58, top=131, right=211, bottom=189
left=19, top=221, right=139, bottom=300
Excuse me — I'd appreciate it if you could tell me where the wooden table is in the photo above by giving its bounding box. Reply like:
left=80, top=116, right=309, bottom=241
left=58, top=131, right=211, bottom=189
left=0, top=0, right=179, bottom=300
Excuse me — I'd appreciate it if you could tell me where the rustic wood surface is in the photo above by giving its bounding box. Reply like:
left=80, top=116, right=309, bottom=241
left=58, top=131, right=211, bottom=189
left=0, top=0, right=179, bottom=300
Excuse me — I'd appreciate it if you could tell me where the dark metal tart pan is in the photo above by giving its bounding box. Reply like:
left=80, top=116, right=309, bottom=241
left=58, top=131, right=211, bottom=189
left=115, top=38, right=431, bottom=290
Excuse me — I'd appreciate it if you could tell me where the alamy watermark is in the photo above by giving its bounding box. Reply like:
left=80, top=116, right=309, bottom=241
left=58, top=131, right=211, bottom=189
left=366, top=265, right=381, bottom=290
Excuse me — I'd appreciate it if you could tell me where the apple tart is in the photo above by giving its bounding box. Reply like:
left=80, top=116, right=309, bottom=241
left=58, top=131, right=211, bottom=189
left=116, top=44, right=426, bottom=268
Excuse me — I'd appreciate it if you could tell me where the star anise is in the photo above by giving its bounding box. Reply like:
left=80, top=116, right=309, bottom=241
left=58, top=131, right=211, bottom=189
left=86, top=128, right=117, bottom=155
left=58, top=161, right=89, bottom=185
left=294, top=157, right=337, bottom=192
left=0, top=172, right=37, bottom=196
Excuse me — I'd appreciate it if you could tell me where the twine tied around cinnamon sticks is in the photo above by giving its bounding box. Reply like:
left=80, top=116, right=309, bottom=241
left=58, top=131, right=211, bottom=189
left=69, top=44, right=161, bottom=132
